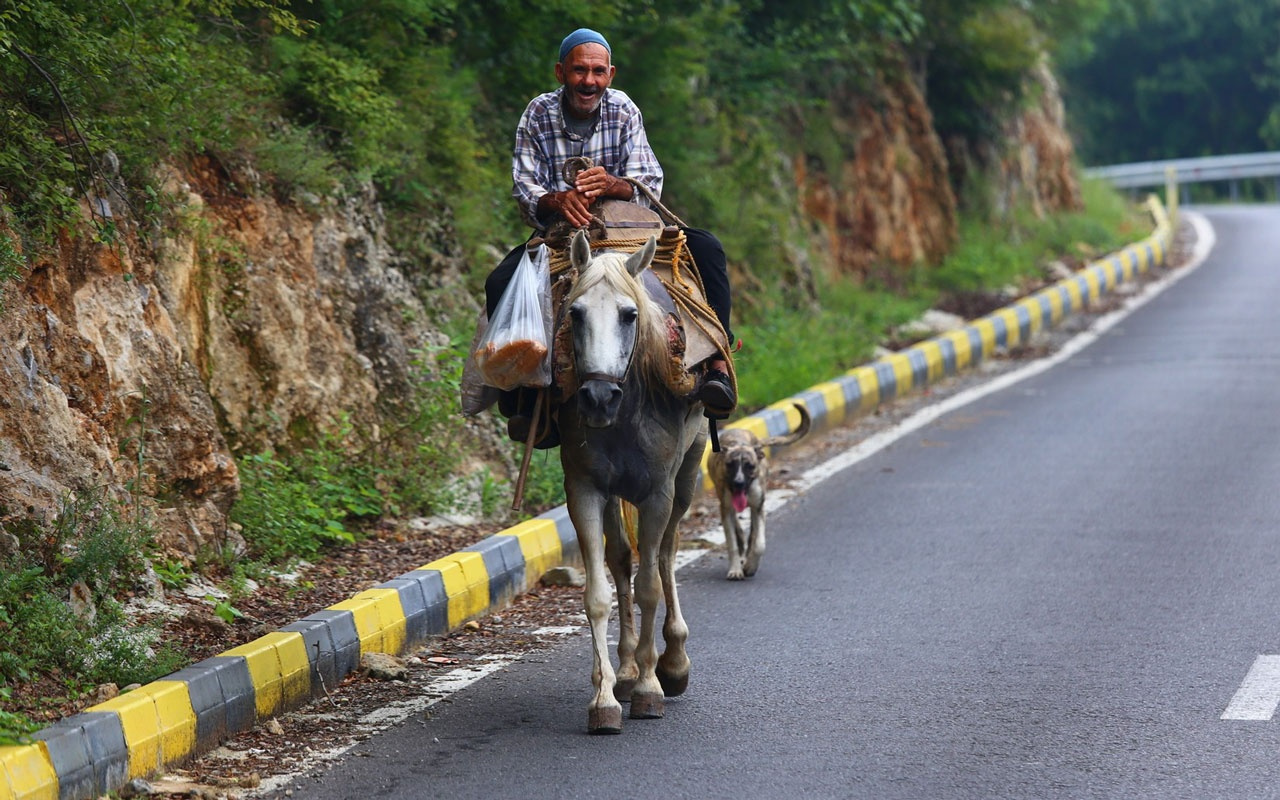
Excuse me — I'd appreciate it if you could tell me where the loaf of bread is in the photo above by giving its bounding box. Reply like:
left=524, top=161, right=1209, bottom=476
left=475, top=339, right=549, bottom=390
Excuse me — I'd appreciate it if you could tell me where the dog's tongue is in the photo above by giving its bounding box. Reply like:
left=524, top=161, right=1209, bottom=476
left=732, top=490, right=748, bottom=514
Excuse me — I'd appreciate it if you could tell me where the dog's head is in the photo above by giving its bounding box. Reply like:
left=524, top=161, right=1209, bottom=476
left=721, top=444, right=761, bottom=494
left=713, top=430, right=766, bottom=514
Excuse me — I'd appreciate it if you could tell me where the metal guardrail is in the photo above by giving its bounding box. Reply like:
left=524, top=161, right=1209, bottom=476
left=1085, top=151, right=1280, bottom=189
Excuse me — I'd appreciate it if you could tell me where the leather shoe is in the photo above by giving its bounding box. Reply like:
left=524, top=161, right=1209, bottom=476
left=697, top=368, right=736, bottom=414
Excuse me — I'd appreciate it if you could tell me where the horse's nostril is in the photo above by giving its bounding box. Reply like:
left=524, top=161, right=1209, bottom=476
left=578, top=379, right=622, bottom=420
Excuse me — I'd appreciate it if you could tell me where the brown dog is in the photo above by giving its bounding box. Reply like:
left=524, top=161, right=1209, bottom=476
left=706, top=404, right=812, bottom=580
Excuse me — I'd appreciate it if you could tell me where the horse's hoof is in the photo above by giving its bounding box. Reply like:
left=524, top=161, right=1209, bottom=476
left=630, top=691, right=664, bottom=719
left=657, top=668, right=689, bottom=697
left=613, top=678, right=636, bottom=703
left=588, top=706, right=623, bottom=735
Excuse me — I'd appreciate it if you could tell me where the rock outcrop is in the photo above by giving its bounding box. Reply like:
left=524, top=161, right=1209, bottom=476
left=1, top=157, right=464, bottom=554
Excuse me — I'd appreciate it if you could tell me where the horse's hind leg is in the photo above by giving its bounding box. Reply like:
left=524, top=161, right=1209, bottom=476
left=566, top=484, right=623, bottom=734
left=604, top=498, right=638, bottom=702
left=655, top=516, right=691, bottom=697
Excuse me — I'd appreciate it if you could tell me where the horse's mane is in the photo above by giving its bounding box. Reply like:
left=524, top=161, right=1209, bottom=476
left=567, top=249, right=669, bottom=391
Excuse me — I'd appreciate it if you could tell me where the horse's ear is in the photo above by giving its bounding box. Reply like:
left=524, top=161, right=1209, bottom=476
left=570, top=230, right=592, bottom=270
left=624, top=236, right=657, bottom=277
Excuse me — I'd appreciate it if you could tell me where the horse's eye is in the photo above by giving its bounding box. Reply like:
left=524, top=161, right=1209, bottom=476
left=620, top=307, right=638, bottom=325
left=569, top=305, right=585, bottom=324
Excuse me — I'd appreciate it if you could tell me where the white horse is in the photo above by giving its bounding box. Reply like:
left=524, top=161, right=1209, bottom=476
left=556, top=230, right=707, bottom=734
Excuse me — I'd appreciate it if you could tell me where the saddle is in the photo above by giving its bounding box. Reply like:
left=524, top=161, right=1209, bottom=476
left=539, top=199, right=736, bottom=402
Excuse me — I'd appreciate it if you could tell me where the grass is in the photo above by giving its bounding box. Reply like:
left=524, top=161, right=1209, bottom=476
left=732, top=181, right=1150, bottom=413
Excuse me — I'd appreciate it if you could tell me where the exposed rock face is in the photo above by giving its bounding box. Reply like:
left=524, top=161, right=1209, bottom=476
left=797, top=62, right=1082, bottom=279
left=0, top=157, right=462, bottom=554
left=945, top=60, right=1085, bottom=221
left=990, top=60, right=1084, bottom=218
left=799, top=74, right=959, bottom=278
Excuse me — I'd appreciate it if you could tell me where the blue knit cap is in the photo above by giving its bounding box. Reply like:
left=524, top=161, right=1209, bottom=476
left=559, top=28, right=610, bottom=62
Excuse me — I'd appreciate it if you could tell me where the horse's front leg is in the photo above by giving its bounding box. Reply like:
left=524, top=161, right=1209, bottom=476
left=629, top=491, right=675, bottom=719
left=656, top=437, right=703, bottom=696
left=566, top=483, right=623, bottom=734
left=604, top=498, right=638, bottom=702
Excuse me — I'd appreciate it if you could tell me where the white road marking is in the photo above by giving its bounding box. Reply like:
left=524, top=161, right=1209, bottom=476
left=532, top=625, right=582, bottom=636
left=1223, top=656, right=1280, bottom=720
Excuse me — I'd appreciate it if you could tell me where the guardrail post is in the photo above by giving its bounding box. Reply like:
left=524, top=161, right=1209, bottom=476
left=1165, top=165, right=1179, bottom=225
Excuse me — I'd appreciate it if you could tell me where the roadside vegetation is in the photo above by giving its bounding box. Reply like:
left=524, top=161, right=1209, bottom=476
left=1, top=0, right=1156, bottom=738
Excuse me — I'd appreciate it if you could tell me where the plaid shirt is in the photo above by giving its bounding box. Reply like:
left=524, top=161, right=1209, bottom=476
left=512, top=86, right=664, bottom=229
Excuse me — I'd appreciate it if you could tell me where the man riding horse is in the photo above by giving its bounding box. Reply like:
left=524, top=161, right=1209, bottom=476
left=484, top=27, right=737, bottom=447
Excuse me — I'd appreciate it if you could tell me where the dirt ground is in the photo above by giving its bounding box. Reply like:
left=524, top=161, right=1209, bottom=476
left=14, top=221, right=1199, bottom=799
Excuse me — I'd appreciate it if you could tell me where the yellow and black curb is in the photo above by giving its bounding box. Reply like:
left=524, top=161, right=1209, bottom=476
left=0, top=197, right=1174, bottom=800
left=701, top=195, right=1175, bottom=485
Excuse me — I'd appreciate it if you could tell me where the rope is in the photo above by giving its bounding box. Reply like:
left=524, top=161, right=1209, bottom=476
left=549, top=159, right=735, bottom=409
left=561, top=155, right=689, bottom=229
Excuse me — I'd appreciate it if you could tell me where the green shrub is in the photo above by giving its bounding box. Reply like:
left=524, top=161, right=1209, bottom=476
left=0, top=232, right=24, bottom=312
left=0, top=492, right=185, bottom=691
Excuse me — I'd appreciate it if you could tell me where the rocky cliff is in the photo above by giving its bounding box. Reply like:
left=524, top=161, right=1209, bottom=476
left=0, top=66, right=1081, bottom=557
left=0, top=156, right=477, bottom=555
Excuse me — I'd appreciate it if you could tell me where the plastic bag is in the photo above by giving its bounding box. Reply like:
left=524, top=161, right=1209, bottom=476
left=473, top=244, right=552, bottom=391
left=460, top=309, right=501, bottom=416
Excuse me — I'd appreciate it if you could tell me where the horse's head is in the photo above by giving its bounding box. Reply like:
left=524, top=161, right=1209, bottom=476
left=565, top=229, right=660, bottom=428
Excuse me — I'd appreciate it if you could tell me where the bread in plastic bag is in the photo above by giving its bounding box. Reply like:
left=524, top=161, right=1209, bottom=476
left=473, top=244, right=552, bottom=391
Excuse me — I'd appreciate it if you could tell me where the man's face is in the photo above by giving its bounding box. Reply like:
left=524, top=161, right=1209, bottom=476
left=555, top=43, right=615, bottom=119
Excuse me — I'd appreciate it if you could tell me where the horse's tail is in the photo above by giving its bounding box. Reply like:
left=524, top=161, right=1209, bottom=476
left=620, top=500, right=640, bottom=559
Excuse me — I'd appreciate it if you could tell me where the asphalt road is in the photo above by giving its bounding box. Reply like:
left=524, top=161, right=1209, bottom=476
left=274, top=206, right=1280, bottom=800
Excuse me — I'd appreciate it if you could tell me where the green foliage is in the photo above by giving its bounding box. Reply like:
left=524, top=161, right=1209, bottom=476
left=0, top=0, right=306, bottom=240
left=210, top=598, right=245, bottom=624
left=231, top=337, right=472, bottom=565
left=0, top=231, right=24, bottom=312
left=929, top=183, right=1142, bottom=295
left=735, top=280, right=923, bottom=409
left=231, top=449, right=364, bottom=564
left=1059, top=0, right=1280, bottom=164
left=513, top=450, right=566, bottom=514
left=734, top=181, right=1145, bottom=411
left=0, top=491, right=185, bottom=691
left=0, top=691, right=40, bottom=746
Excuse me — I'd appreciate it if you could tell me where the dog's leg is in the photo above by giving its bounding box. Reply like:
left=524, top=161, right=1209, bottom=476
left=744, top=486, right=766, bottom=578
left=720, top=491, right=746, bottom=580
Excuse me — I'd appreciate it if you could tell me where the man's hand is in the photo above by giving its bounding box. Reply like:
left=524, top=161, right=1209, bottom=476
left=575, top=165, right=634, bottom=202
left=539, top=188, right=595, bottom=228
left=536, top=166, right=635, bottom=229
left=573, top=165, right=611, bottom=200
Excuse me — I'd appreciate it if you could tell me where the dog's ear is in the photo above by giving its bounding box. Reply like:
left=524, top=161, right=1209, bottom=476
left=754, top=444, right=766, bottom=460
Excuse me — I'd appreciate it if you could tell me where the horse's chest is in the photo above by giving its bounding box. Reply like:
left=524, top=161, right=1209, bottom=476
left=577, top=432, right=660, bottom=501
